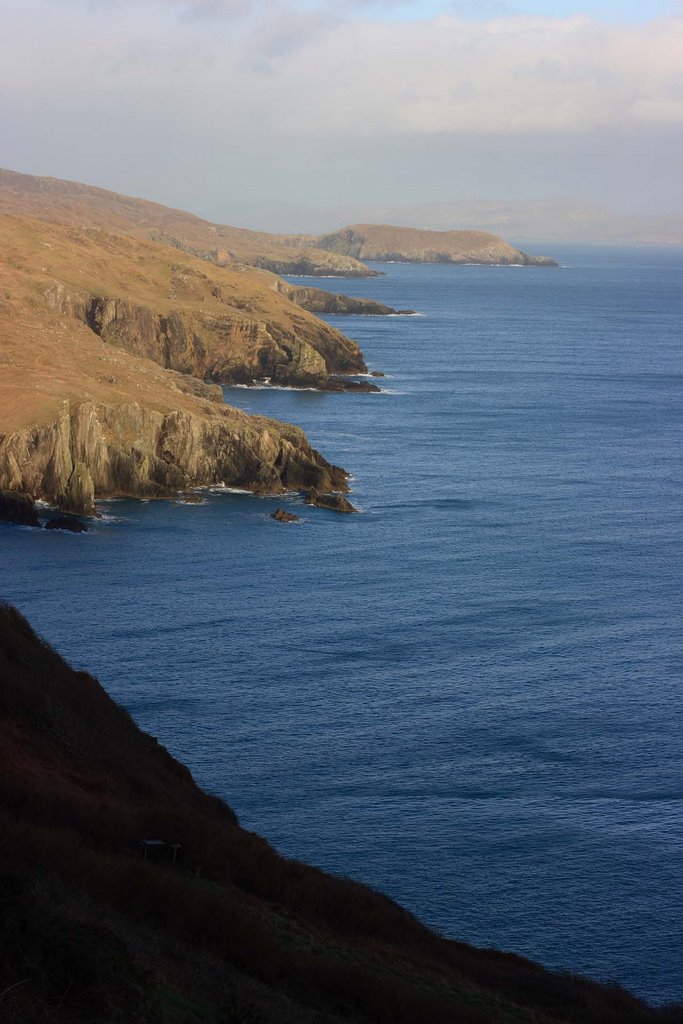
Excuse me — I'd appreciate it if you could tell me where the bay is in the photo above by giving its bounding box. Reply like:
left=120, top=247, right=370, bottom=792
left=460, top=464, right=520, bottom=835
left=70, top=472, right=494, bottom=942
left=2, top=245, right=682, bottom=1003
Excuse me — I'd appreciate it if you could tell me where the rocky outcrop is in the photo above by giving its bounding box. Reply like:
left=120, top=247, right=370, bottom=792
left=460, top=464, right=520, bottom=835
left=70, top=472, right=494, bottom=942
left=44, top=282, right=367, bottom=390
left=247, top=250, right=380, bottom=279
left=272, top=507, right=299, bottom=522
left=314, top=225, right=558, bottom=267
left=305, top=489, right=357, bottom=513
left=45, top=514, right=88, bottom=533
left=0, top=399, right=349, bottom=514
left=0, top=489, right=41, bottom=528
left=279, top=283, right=414, bottom=316
left=323, top=377, right=381, bottom=393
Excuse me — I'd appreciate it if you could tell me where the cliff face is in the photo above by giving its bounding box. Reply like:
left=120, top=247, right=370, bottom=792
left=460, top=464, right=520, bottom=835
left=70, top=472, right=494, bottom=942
left=2, top=214, right=369, bottom=390
left=278, top=281, right=413, bottom=316
left=314, top=225, right=558, bottom=266
left=0, top=241, right=352, bottom=514
left=0, top=399, right=346, bottom=514
left=45, top=281, right=340, bottom=388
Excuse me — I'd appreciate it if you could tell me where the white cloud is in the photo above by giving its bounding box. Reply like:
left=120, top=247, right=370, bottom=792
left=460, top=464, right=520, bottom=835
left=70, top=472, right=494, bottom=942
left=0, top=1, right=681, bottom=211
left=13, top=4, right=679, bottom=134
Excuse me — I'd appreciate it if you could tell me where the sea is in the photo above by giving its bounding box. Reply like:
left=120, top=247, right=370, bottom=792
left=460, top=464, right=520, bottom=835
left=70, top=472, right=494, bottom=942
left=2, top=245, right=682, bottom=1005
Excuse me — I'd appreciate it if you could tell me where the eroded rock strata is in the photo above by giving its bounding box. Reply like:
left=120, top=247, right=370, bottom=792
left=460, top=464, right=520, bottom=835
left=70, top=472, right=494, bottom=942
left=279, top=282, right=413, bottom=316
left=0, top=400, right=347, bottom=515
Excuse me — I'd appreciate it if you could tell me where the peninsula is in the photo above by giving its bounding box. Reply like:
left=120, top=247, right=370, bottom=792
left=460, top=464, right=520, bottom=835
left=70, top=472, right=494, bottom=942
left=312, top=224, right=559, bottom=267
left=0, top=169, right=557, bottom=275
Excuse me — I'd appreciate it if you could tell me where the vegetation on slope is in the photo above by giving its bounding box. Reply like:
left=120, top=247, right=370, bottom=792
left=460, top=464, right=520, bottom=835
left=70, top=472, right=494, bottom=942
left=0, top=215, right=354, bottom=511
left=0, top=605, right=680, bottom=1024
left=313, top=225, right=558, bottom=266
left=0, top=213, right=368, bottom=389
left=0, top=168, right=377, bottom=279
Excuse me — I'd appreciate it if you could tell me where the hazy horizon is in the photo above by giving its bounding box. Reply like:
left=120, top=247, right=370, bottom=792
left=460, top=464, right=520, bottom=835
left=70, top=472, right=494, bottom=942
left=1, top=0, right=682, bottom=233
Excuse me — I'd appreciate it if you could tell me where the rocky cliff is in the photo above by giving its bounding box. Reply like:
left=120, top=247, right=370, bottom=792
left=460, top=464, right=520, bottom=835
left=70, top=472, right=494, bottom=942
left=0, top=242, right=353, bottom=513
left=0, top=398, right=347, bottom=514
left=314, top=225, right=558, bottom=266
left=44, top=280, right=349, bottom=389
left=278, top=281, right=414, bottom=316
left=2, top=213, right=371, bottom=390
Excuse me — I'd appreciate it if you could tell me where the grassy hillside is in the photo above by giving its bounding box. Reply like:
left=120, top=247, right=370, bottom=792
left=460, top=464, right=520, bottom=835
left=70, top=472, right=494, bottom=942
left=0, top=212, right=367, bottom=392
left=0, top=605, right=680, bottom=1024
left=0, top=168, right=376, bottom=279
left=314, top=225, right=557, bottom=266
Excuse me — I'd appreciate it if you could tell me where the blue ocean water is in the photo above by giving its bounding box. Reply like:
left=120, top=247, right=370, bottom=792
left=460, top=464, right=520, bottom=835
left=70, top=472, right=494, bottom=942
left=2, top=245, right=682, bottom=1004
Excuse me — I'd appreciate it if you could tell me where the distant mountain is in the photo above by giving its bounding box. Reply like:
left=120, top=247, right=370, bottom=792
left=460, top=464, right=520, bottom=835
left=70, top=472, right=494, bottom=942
left=325, top=201, right=683, bottom=247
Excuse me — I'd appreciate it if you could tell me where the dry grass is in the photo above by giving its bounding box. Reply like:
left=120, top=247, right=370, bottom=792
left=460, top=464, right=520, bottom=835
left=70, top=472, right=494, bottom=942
left=0, top=211, right=361, bottom=431
left=0, top=167, right=372, bottom=277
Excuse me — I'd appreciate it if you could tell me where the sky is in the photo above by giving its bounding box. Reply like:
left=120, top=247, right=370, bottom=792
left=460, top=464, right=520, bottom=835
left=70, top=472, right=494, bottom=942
left=0, top=0, right=682, bottom=226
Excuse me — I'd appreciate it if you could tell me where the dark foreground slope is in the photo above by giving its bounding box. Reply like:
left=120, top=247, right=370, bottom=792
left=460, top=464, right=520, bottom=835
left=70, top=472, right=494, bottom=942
left=0, top=605, right=680, bottom=1024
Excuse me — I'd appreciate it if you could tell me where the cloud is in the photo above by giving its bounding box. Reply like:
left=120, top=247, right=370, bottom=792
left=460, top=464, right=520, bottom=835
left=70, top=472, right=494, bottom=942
left=247, top=13, right=683, bottom=135
left=0, top=0, right=681, bottom=214
left=2, top=3, right=682, bottom=135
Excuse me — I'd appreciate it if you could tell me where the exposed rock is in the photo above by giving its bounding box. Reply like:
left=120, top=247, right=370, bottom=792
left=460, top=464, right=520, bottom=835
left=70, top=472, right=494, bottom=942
left=305, top=489, right=357, bottom=513
left=44, top=280, right=367, bottom=391
left=323, top=377, right=381, bottom=393
left=370, top=371, right=385, bottom=377
left=0, top=489, right=41, bottom=528
left=272, top=507, right=299, bottom=522
left=248, top=251, right=380, bottom=279
left=45, top=514, right=88, bottom=533
left=279, top=283, right=413, bottom=316
left=0, top=400, right=349, bottom=514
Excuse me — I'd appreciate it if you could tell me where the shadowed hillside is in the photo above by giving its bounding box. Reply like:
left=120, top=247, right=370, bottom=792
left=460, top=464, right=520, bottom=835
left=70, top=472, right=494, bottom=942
left=1, top=605, right=680, bottom=1024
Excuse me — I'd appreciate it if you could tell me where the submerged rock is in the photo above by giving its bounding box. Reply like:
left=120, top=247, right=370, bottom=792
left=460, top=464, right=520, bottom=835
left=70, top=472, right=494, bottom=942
left=45, top=514, right=88, bottom=533
left=272, top=508, right=299, bottom=523
left=0, top=490, right=41, bottom=528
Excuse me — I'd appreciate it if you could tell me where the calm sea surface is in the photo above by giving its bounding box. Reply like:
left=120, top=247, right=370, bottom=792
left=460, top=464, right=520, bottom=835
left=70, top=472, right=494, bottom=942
left=2, top=246, right=682, bottom=1004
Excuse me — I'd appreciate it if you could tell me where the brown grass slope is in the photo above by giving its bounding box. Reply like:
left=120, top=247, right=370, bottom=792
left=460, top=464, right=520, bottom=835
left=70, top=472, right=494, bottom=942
left=0, top=216, right=352, bottom=511
left=0, top=212, right=368, bottom=389
left=314, top=225, right=558, bottom=266
left=0, top=168, right=377, bottom=279
left=1, top=605, right=680, bottom=1024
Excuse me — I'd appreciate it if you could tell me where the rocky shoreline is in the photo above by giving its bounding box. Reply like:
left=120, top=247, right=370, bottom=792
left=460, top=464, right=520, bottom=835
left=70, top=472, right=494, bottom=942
left=0, top=399, right=354, bottom=517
